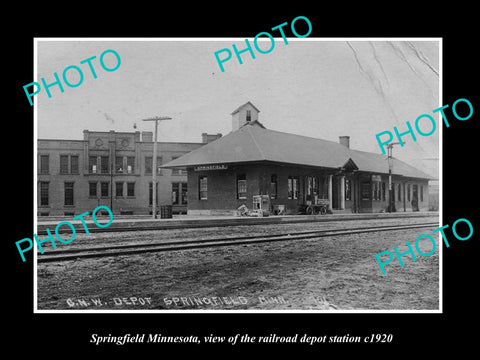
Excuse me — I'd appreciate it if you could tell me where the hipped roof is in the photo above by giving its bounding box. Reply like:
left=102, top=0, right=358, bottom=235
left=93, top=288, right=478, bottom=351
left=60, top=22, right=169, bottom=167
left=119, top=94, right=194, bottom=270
left=162, top=124, right=433, bottom=180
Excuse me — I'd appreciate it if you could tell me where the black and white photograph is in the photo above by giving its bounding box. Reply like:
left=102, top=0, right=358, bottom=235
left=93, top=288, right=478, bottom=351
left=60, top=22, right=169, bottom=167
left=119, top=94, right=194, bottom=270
left=33, top=39, right=440, bottom=312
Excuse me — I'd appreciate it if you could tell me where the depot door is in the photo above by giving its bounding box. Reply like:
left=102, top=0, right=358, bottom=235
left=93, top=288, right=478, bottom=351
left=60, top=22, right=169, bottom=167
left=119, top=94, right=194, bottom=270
left=412, top=184, right=419, bottom=211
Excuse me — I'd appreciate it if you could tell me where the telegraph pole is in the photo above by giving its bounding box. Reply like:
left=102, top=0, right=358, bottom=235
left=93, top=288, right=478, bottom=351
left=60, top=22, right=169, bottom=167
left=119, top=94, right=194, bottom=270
left=387, top=142, right=400, bottom=212
left=142, top=116, right=172, bottom=219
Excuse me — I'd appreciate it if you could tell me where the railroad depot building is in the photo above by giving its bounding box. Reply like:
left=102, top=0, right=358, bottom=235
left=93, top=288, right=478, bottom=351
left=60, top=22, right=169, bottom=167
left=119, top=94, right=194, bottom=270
left=37, top=130, right=221, bottom=216
left=162, top=102, right=433, bottom=215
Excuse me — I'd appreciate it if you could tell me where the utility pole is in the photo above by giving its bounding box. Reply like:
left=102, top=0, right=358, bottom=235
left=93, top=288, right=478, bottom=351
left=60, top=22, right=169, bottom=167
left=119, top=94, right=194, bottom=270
left=387, top=142, right=400, bottom=213
left=142, top=116, right=172, bottom=219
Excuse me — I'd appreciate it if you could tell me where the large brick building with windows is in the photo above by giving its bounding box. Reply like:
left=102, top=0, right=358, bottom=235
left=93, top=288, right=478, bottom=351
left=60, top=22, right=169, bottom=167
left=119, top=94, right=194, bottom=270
left=37, top=130, right=221, bottom=216
left=162, top=102, right=434, bottom=215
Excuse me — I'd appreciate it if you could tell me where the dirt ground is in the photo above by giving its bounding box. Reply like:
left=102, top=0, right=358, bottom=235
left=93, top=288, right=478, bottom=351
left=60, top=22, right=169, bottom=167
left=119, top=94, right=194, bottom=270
left=36, top=217, right=440, bottom=311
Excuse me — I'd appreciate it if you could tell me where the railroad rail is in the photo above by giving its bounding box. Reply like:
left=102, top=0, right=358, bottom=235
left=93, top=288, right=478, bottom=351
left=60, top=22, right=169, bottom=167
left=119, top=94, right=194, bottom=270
left=37, top=222, right=438, bottom=263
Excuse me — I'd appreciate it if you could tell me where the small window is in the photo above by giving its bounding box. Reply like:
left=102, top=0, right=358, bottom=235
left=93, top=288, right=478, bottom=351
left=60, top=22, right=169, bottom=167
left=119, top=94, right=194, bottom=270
left=145, top=156, right=152, bottom=174
left=381, top=182, right=386, bottom=201
left=407, top=184, right=411, bottom=202
left=172, top=182, right=179, bottom=205
left=115, top=182, right=123, bottom=197
left=60, top=155, right=79, bottom=174
left=89, top=156, right=97, bottom=173
left=39, top=181, right=49, bottom=206
left=89, top=182, right=97, bottom=197
left=60, top=155, right=69, bottom=174
left=40, top=155, right=49, bottom=174
left=237, top=174, right=247, bottom=199
left=100, top=156, right=109, bottom=174
left=306, top=176, right=319, bottom=199
left=101, top=182, right=109, bottom=197
left=420, top=185, right=424, bottom=202
left=181, top=182, right=188, bottom=205
left=287, top=176, right=299, bottom=199
left=270, top=175, right=277, bottom=199
left=398, top=183, right=402, bottom=201
left=372, top=181, right=382, bottom=201
left=127, top=156, right=135, bottom=174
left=116, top=156, right=124, bottom=173
left=145, top=156, right=162, bottom=175
left=127, top=182, right=135, bottom=197
left=71, top=155, right=79, bottom=174
left=64, top=182, right=74, bottom=206
left=199, top=176, right=208, bottom=200
left=361, top=181, right=371, bottom=200
left=246, top=110, right=251, bottom=122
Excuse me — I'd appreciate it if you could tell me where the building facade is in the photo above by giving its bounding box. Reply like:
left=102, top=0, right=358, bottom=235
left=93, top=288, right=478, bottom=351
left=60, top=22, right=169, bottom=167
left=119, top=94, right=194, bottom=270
left=37, top=130, right=221, bottom=216
left=163, top=103, right=433, bottom=215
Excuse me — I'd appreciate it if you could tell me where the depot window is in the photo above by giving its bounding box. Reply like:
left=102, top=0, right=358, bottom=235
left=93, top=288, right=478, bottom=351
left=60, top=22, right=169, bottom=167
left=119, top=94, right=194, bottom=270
left=372, top=181, right=381, bottom=201
left=306, top=176, right=319, bottom=199
left=398, top=183, right=402, bottom=201
left=361, top=181, right=370, bottom=200
left=270, top=174, right=277, bottom=199
left=199, top=176, right=208, bottom=200
left=237, top=174, right=247, bottom=199
left=288, top=176, right=299, bottom=199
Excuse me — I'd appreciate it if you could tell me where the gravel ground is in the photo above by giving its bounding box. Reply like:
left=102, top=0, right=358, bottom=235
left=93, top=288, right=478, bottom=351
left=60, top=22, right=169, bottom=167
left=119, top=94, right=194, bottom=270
left=36, top=217, right=439, bottom=311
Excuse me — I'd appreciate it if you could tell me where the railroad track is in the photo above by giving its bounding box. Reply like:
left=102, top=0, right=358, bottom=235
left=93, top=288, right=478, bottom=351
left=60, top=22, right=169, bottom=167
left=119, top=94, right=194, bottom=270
left=37, top=222, right=438, bottom=263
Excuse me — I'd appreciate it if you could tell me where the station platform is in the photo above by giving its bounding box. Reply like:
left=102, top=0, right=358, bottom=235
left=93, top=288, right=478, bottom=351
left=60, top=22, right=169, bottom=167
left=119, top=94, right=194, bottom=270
left=36, top=211, right=440, bottom=234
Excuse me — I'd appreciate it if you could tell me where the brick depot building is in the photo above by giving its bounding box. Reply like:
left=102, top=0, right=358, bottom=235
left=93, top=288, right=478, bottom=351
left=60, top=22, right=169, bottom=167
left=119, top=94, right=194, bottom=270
left=162, top=102, right=433, bottom=215
left=37, top=130, right=221, bottom=216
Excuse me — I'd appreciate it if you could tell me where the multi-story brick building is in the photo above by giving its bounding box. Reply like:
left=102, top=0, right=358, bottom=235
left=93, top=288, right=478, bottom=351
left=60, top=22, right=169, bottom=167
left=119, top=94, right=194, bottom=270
left=37, top=130, right=221, bottom=216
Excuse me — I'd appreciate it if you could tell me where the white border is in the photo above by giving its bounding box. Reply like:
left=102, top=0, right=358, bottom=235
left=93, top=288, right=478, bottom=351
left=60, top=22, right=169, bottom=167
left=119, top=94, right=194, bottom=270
left=33, top=37, right=442, bottom=314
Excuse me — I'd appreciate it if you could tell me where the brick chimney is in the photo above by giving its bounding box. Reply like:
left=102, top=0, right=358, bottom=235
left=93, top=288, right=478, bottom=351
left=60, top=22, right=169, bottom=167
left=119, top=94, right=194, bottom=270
left=339, top=136, right=350, bottom=148
left=141, top=131, right=153, bottom=142
left=202, top=133, right=222, bottom=144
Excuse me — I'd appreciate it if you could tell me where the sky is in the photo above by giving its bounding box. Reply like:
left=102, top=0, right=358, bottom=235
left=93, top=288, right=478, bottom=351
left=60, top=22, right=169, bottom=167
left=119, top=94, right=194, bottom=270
left=36, top=38, right=440, bottom=177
